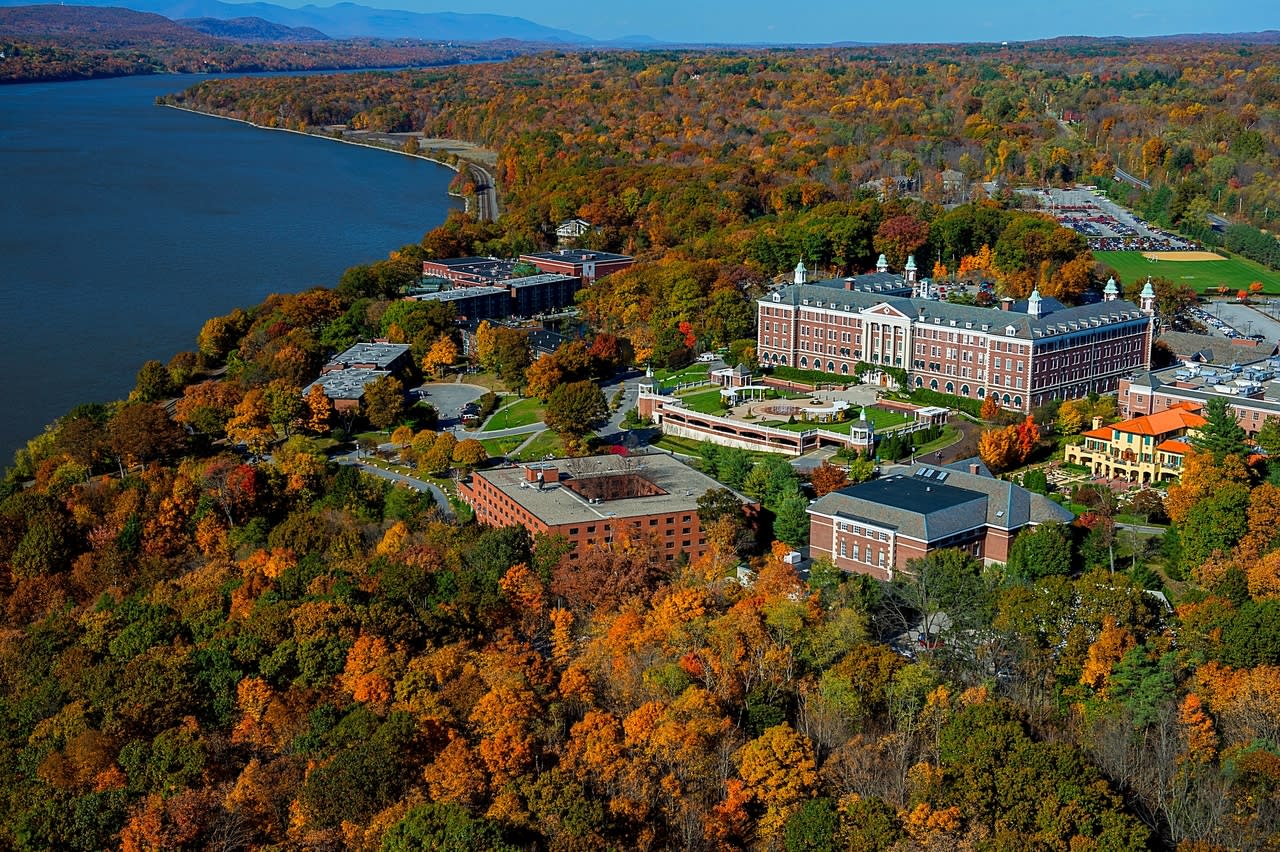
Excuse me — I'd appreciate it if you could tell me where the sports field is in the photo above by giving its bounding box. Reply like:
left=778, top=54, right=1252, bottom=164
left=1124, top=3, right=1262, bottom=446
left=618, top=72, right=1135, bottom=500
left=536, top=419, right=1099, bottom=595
left=1094, top=250, right=1279, bottom=295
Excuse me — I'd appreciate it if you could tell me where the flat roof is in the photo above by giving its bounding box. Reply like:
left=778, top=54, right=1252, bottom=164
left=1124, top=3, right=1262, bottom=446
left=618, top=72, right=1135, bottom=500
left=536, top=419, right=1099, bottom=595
left=470, top=452, right=745, bottom=527
left=412, top=285, right=509, bottom=303
left=326, top=341, right=411, bottom=370
left=304, top=368, right=389, bottom=400
left=508, top=273, right=579, bottom=289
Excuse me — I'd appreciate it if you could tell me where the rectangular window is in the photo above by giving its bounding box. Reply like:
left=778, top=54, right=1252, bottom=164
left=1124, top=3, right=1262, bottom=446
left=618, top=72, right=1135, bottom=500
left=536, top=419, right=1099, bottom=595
left=838, top=540, right=847, bottom=557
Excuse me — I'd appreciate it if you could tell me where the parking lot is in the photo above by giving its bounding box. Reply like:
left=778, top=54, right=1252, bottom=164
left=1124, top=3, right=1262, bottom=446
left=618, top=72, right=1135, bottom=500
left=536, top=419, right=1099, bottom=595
left=1018, top=186, right=1198, bottom=252
left=1203, top=301, right=1280, bottom=347
left=411, top=382, right=487, bottom=428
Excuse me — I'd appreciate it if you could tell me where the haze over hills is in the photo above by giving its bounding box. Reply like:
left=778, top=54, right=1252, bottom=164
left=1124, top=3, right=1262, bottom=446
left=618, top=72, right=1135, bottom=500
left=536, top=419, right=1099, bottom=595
left=178, top=15, right=329, bottom=41
left=0, top=0, right=598, bottom=41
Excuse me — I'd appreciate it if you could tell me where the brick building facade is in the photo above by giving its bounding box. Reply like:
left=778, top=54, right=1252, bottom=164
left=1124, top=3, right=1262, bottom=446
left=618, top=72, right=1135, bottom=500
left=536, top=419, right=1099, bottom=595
left=459, top=454, right=752, bottom=562
left=807, top=460, right=1073, bottom=579
left=758, top=266, right=1155, bottom=412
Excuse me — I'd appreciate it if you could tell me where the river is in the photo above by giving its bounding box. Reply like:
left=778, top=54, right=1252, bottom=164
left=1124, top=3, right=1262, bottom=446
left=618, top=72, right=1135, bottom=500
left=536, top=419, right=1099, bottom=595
left=0, top=73, right=462, bottom=463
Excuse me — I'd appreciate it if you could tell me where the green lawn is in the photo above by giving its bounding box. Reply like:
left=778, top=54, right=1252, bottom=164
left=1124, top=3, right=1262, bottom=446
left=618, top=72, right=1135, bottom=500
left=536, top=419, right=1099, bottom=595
left=481, top=397, right=543, bottom=431
left=652, top=434, right=789, bottom=463
left=512, top=429, right=567, bottom=461
left=479, top=435, right=526, bottom=457
left=676, top=388, right=729, bottom=414
left=1094, top=250, right=1279, bottom=295
left=654, top=364, right=711, bottom=387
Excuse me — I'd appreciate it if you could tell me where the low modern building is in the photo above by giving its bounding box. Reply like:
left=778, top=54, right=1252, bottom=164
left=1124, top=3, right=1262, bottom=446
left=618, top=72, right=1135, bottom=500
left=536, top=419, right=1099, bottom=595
left=1121, top=354, right=1280, bottom=435
left=304, top=369, right=391, bottom=412
left=808, top=459, right=1073, bottom=579
left=758, top=264, right=1155, bottom=412
left=321, top=341, right=413, bottom=375
left=308, top=341, right=415, bottom=411
left=519, top=249, right=635, bottom=284
left=459, top=453, right=751, bottom=561
left=556, top=218, right=595, bottom=241
left=1065, top=404, right=1205, bottom=483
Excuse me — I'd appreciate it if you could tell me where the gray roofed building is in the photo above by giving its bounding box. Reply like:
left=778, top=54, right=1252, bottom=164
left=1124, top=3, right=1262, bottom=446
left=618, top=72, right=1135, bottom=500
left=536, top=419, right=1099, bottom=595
left=322, top=341, right=412, bottom=373
left=807, top=460, right=1073, bottom=579
left=459, top=452, right=755, bottom=563
left=758, top=271, right=1153, bottom=412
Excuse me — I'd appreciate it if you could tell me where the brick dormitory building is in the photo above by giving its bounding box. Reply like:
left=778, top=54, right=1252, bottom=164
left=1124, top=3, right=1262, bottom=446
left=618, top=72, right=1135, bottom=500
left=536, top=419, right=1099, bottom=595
left=459, top=453, right=752, bottom=562
left=758, top=262, right=1155, bottom=412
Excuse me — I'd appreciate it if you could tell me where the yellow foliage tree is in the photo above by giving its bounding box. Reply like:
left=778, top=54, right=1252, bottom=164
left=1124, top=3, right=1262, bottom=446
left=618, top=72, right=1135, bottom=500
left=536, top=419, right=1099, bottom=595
left=1079, top=616, right=1137, bottom=693
left=303, top=384, right=333, bottom=434
left=736, top=723, right=818, bottom=840
left=421, top=334, right=459, bottom=379
left=977, top=425, right=1019, bottom=473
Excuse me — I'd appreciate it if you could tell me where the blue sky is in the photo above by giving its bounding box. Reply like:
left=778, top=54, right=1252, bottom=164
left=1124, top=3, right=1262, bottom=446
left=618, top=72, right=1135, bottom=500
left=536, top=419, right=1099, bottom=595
left=241, top=0, right=1277, bottom=43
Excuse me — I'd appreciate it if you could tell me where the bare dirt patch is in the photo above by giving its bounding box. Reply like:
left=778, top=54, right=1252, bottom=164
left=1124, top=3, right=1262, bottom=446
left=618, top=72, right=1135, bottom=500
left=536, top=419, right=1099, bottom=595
left=1141, top=251, right=1226, bottom=262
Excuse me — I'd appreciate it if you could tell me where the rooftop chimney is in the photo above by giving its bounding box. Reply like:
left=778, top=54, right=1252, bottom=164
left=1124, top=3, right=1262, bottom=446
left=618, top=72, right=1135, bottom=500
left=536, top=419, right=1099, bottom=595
left=1000, top=297, right=1014, bottom=312
left=969, top=463, right=980, bottom=475
left=1092, top=416, right=1103, bottom=430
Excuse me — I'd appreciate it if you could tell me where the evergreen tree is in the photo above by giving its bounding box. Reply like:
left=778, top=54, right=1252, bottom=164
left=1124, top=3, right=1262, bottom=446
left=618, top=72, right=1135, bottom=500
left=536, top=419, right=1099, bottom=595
left=1192, top=397, right=1249, bottom=463
left=774, top=493, right=810, bottom=548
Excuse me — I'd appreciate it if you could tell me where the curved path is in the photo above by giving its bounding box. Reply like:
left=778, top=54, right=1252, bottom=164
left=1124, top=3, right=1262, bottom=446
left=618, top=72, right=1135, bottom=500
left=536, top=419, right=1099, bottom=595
left=335, top=454, right=456, bottom=521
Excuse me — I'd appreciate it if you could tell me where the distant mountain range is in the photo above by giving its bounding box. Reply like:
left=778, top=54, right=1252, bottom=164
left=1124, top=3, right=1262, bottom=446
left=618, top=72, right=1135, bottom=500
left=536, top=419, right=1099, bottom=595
left=0, top=4, right=330, bottom=42
left=0, top=0, right=604, bottom=41
left=178, top=15, right=329, bottom=41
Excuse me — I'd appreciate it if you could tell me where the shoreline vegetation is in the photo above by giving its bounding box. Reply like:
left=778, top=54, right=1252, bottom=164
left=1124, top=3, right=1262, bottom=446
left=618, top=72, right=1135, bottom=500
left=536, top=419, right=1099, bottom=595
left=161, top=102, right=498, bottom=217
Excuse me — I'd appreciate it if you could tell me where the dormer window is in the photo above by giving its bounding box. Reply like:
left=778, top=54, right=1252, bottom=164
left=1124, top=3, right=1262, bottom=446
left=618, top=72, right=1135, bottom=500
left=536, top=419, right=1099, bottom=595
left=771, top=293, right=781, bottom=303
left=1005, top=325, right=1016, bottom=336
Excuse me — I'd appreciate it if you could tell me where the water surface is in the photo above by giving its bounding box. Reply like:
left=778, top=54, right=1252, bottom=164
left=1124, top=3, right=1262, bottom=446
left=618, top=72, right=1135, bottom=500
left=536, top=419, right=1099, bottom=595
left=0, top=73, right=460, bottom=462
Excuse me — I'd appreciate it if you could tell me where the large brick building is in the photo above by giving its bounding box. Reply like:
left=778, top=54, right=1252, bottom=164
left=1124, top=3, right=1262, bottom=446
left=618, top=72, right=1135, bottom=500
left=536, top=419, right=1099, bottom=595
left=758, top=265, right=1155, bottom=412
left=807, top=460, right=1073, bottom=579
left=459, top=453, right=752, bottom=562
left=518, top=249, right=634, bottom=284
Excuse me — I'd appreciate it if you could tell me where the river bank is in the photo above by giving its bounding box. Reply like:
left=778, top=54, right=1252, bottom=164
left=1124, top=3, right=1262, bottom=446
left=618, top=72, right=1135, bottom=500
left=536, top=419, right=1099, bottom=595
left=162, top=103, right=499, bottom=218
left=0, top=73, right=463, bottom=461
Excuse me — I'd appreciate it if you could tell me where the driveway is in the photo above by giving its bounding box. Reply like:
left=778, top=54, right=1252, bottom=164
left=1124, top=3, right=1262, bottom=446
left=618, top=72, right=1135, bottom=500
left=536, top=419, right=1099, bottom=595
left=335, top=454, right=456, bottom=521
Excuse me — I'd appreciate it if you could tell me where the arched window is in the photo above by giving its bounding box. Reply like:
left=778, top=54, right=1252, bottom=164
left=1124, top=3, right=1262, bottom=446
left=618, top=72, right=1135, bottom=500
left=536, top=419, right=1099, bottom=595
left=827, top=361, right=835, bottom=372
left=1014, top=395, right=1023, bottom=408
left=945, top=382, right=954, bottom=394
left=800, top=357, right=808, bottom=368
left=915, top=377, right=924, bottom=388
left=930, top=379, right=939, bottom=390
left=841, top=363, right=849, bottom=375
left=977, top=387, right=985, bottom=398
left=1003, top=393, right=1011, bottom=405
left=961, top=384, right=970, bottom=397
left=780, top=356, right=788, bottom=366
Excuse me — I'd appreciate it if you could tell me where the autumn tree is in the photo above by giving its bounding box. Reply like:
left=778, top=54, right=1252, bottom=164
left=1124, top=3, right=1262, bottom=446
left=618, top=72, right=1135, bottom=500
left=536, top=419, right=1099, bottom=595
left=132, top=359, right=173, bottom=403
left=362, top=375, right=406, bottom=430
left=107, top=402, right=186, bottom=472
left=543, top=380, right=607, bottom=437
left=451, top=438, right=488, bottom=472
left=809, top=461, right=850, bottom=497
left=977, top=424, right=1019, bottom=472
left=421, top=334, right=459, bottom=379
left=304, top=383, right=333, bottom=434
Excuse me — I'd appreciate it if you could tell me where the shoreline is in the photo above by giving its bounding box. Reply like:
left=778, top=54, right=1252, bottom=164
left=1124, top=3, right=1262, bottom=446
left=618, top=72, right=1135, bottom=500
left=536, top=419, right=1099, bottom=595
left=162, top=103, right=492, bottom=214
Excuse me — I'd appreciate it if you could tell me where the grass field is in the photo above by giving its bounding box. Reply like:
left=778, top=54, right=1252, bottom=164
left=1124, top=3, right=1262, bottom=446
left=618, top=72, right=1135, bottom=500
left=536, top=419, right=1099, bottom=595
left=675, top=388, right=728, bottom=414
left=479, top=435, right=526, bottom=457
left=1094, top=250, right=1279, bottom=295
left=481, top=397, right=543, bottom=432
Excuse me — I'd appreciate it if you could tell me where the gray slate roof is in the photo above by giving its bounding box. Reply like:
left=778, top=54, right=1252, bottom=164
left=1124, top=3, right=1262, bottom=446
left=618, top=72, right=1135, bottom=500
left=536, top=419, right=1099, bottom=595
left=763, top=278, right=1148, bottom=341
left=809, top=461, right=1072, bottom=542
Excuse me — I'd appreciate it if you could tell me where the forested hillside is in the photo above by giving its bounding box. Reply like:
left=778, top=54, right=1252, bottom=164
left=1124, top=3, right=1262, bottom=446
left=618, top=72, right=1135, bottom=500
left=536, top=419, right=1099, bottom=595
left=0, top=5, right=539, bottom=82
left=165, top=42, right=1280, bottom=261
left=1, top=38, right=1279, bottom=850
